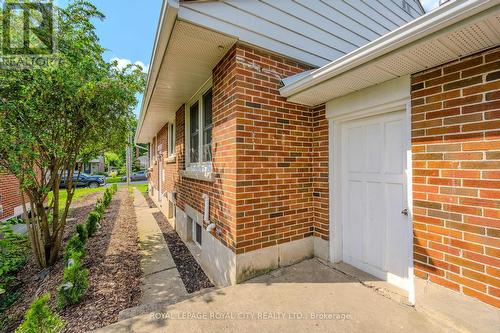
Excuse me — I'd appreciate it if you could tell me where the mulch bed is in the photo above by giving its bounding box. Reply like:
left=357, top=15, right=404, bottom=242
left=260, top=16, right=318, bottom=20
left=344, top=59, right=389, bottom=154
left=144, top=195, right=214, bottom=294
left=2, top=189, right=142, bottom=333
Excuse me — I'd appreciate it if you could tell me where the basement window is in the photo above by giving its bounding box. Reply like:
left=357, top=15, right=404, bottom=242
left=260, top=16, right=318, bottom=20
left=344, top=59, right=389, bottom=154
left=185, top=78, right=213, bottom=172
left=195, top=222, right=202, bottom=246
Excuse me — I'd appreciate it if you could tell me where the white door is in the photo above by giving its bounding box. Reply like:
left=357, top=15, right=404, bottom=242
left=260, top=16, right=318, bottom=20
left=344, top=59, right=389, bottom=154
left=341, top=111, right=409, bottom=290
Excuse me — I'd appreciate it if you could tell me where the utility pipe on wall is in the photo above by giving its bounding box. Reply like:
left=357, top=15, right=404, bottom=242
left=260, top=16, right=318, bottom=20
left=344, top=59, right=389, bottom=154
left=202, top=193, right=210, bottom=222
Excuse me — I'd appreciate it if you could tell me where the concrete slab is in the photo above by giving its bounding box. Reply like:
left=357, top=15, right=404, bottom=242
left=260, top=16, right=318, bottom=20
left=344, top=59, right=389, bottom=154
left=94, top=259, right=450, bottom=333
left=138, top=233, right=176, bottom=276
left=119, top=288, right=216, bottom=320
left=415, top=277, right=500, bottom=333
left=141, top=268, right=187, bottom=305
left=327, top=261, right=410, bottom=305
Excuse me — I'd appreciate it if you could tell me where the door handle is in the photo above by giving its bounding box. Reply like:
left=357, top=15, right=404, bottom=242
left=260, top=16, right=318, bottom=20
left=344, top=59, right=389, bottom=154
left=401, top=208, right=408, bottom=216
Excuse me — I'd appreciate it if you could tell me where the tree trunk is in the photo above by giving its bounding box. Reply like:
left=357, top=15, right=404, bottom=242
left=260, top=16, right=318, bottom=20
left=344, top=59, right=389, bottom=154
left=21, top=192, right=46, bottom=267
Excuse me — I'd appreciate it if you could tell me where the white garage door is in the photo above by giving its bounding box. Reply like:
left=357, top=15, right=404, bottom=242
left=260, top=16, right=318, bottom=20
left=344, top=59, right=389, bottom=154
left=341, top=111, right=410, bottom=290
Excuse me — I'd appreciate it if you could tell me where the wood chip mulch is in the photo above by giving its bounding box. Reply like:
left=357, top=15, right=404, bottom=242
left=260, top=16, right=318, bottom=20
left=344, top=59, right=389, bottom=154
left=144, top=195, right=214, bottom=294
left=2, top=189, right=142, bottom=333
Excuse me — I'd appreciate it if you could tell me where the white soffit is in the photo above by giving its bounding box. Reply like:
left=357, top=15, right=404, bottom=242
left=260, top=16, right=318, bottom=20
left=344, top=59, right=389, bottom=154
left=282, top=1, right=500, bottom=106
left=137, top=21, right=236, bottom=143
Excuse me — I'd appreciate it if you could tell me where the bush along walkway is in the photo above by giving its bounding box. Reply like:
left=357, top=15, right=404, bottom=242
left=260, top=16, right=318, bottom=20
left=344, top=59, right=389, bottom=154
left=5, top=185, right=142, bottom=333
left=15, top=185, right=118, bottom=333
left=56, top=185, right=118, bottom=310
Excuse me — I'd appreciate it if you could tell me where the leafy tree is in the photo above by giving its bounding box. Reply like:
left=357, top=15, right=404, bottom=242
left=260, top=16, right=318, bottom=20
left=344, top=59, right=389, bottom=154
left=0, top=1, right=145, bottom=267
left=104, top=151, right=123, bottom=170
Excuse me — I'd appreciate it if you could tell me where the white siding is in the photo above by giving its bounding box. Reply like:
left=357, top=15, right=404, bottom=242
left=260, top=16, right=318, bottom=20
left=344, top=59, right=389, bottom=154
left=179, top=0, right=425, bottom=67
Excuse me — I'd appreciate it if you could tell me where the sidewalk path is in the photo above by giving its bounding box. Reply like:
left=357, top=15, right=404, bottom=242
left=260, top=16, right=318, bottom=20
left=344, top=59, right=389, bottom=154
left=133, top=189, right=187, bottom=305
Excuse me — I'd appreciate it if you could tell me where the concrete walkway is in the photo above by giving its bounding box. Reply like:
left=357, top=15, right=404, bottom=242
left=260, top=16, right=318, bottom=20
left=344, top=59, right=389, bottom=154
left=132, top=189, right=187, bottom=305
left=96, top=259, right=453, bottom=333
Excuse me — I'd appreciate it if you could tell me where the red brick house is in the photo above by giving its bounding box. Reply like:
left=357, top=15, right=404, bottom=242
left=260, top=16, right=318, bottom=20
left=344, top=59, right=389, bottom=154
left=136, top=0, right=499, bottom=308
left=0, top=172, right=27, bottom=221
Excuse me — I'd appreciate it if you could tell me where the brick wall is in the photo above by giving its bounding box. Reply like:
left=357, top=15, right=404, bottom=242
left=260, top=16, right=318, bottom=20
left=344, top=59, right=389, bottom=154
left=312, top=105, right=329, bottom=240
left=232, top=44, right=327, bottom=254
left=149, top=43, right=329, bottom=254
left=411, top=46, right=500, bottom=308
left=0, top=171, right=24, bottom=220
left=150, top=46, right=240, bottom=251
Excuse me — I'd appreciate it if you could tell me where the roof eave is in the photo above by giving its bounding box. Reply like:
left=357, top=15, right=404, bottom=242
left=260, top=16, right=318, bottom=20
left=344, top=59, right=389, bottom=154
left=135, top=0, right=179, bottom=144
left=280, top=0, right=497, bottom=101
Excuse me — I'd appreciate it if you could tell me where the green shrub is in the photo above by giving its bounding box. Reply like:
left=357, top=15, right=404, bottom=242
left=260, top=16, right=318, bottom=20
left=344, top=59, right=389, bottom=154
left=103, top=190, right=112, bottom=207
left=56, top=255, right=89, bottom=309
left=111, top=183, right=118, bottom=194
left=0, top=222, right=28, bottom=294
left=15, top=294, right=64, bottom=333
left=75, top=224, right=88, bottom=244
left=63, top=234, right=85, bottom=261
left=86, top=211, right=101, bottom=237
left=95, top=199, right=105, bottom=215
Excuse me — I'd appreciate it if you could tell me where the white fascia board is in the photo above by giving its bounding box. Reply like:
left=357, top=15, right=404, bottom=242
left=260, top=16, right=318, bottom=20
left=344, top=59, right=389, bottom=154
left=280, top=0, right=496, bottom=99
left=326, top=76, right=410, bottom=120
left=135, top=0, right=179, bottom=144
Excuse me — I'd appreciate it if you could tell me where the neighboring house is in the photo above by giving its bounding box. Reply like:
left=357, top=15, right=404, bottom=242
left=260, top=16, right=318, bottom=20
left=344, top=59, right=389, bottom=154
left=76, top=156, right=106, bottom=175
left=136, top=0, right=499, bottom=308
left=136, top=155, right=149, bottom=170
left=0, top=172, right=28, bottom=221
left=86, top=156, right=106, bottom=174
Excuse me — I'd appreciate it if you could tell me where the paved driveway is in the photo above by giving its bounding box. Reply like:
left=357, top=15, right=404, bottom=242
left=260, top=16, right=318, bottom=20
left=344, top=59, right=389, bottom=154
left=96, top=259, right=450, bottom=333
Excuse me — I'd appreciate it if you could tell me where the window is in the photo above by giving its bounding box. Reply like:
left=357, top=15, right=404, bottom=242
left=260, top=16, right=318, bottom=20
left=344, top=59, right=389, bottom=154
left=185, top=80, right=213, bottom=171
left=190, top=102, right=199, bottom=163
left=202, top=89, right=212, bottom=162
left=167, top=123, right=175, bottom=157
left=195, top=222, right=202, bottom=246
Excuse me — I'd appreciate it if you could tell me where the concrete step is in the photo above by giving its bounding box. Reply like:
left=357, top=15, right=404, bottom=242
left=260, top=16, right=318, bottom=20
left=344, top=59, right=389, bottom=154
left=118, top=287, right=217, bottom=320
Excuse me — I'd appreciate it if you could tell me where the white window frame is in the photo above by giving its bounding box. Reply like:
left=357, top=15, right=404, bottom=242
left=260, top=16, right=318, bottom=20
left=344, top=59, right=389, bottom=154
left=167, top=122, right=175, bottom=157
left=185, top=78, right=213, bottom=172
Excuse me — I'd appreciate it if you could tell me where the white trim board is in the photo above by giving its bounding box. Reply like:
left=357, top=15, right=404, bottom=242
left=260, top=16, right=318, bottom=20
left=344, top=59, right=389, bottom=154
left=327, top=76, right=415, bottom=303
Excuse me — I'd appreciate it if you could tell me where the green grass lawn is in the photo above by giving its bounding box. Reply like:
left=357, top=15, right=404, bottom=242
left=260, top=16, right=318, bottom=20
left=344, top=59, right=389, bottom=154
left=133, top=183, right=148, bottom=193
left=105, top=176, right=122, bottom=183
left=48, top=187, right=106, bottom=209
left=47, top=183, right=147, bottom=211
left=120, top=183, right=148, bottom=193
